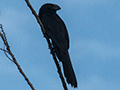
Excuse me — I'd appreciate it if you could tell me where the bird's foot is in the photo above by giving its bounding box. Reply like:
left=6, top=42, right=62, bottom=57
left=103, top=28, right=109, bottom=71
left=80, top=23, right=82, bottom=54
left=50, top=47, right=55, bottom=54
left=43, top=33, right=49, bottom=39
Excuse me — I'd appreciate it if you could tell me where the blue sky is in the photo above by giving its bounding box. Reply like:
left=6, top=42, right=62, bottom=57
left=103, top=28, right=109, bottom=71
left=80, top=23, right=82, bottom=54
left=0, top=0, right=120, bottom=90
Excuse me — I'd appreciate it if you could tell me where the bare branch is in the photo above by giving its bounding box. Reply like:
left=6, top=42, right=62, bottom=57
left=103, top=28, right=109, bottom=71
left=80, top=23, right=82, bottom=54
left=0, top=24, right=35, bottom=90
left=25, top=0, right=46, bottom=34
left=0, top=48, right=8, bottom=52
left=25, top=0, right=68, bottom=90
left=4, top=51, right=14, bottom=62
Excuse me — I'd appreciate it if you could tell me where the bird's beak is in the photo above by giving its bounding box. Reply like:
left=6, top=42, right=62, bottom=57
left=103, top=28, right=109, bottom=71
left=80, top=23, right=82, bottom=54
left=53, top=4, right=61, bottom=10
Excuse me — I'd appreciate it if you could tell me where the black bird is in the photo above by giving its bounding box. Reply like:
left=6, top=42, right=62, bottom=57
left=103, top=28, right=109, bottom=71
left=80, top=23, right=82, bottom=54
left=39, top=3, right=77, bottom=88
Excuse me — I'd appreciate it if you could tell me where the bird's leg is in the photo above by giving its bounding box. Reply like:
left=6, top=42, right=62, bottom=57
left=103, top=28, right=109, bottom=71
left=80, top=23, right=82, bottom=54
left=43, top=33, right=49, bottom=39
left=50, top=44, right=55, bottom=54
left=50, top=41, right=56, bottom=54
left=44, top=33, right=55, bottom=54
left=50, top=47, right=55, bottom=54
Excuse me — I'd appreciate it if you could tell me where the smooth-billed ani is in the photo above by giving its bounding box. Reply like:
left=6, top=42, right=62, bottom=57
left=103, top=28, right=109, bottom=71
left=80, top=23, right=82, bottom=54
left=39, top=3, right=77, bottom=88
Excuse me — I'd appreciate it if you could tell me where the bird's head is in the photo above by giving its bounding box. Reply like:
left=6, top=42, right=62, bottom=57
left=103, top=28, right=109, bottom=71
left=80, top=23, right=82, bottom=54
left=39, top=3, right=61, bottom=14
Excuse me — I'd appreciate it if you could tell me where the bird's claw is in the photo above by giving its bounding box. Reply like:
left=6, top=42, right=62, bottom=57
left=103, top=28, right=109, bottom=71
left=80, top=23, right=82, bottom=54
left=43, top=33, right=49, bottom=39
left=50, top=47, right=55, bottom=54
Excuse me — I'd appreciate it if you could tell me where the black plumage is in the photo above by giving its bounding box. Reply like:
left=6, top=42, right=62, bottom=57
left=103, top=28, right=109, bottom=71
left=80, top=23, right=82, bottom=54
left=39, top=3, right=77, bottom=88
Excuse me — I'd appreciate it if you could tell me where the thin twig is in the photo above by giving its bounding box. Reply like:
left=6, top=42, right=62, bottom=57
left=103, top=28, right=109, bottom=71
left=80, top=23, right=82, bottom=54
left=25, top=0, right=45, bottom=34
left=0, top=48, right=8, bottom=52
left=25, top=0, right=68, bottom=90
left=0, top=24, right=35, bottom=90
left=4, top=51, right=14, bottom=62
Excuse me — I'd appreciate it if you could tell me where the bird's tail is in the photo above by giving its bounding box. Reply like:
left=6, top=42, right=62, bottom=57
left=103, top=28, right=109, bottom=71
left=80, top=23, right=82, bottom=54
left=59, top=50, right=77, bottom=88
left=62, top=51, right=77, bottom=88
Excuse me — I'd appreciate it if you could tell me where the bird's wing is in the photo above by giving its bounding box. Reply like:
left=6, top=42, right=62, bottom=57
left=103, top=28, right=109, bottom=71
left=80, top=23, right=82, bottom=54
left=41, top=13, right=69, bottom=52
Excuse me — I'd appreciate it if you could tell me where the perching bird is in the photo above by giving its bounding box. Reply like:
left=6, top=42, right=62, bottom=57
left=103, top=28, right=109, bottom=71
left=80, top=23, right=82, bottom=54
left=39, top=3, right=77, bottom=88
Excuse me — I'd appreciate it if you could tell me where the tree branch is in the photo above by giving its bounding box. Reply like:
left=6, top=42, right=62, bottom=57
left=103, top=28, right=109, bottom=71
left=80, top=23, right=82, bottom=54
left=25, top=0, right=68, bottom=90
left=0, top=24, right=35, bottom=90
